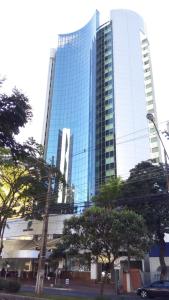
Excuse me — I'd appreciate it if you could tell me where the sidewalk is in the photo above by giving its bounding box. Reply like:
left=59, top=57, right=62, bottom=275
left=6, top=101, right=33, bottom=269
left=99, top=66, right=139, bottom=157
left=40, top=278, right=116, bottom=295
left=22, top=279, right=138, bottom=299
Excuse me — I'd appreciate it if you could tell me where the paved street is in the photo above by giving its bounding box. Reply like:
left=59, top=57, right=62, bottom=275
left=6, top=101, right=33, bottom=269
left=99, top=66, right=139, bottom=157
left=21, top=284, right=140, bottom=299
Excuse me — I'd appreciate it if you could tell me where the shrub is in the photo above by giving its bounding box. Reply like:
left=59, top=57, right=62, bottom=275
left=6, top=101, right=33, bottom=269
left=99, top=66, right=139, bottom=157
left=0, top=278, right=21, bottom=293
left=95, top=296, right=112, bottom=300
left=5, top=280, right=21, bottom=293
left=0, top=278, right=8, bottom=290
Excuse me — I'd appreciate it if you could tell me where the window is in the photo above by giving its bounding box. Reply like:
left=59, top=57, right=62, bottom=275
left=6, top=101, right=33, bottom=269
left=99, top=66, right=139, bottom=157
left=146, top=91, right=152, bottom=97
left=146, top=83, right=152, bottom=89
left=105, top=62, right=112, bottom=69
left=152, top=147, right=158, bottom=153
left=105, top=46, right=112, bottom=53
left=106, top=140, right=114, bottom=146
left=143, top=53, right=148, bottom=58
left=106, top=129, right=113, bottom=135
left=150, top=127, right=155, bottom=133
left=105, top=80, right=112, bottom=86
left=151, top=137, right=157, bottom=143
left=105, top=118, right=113, bottom=125
left=105, top=90, right=112, bottom=96
left=142, top=38, right=148, bottom=44
left=106, top=151, right=114, bottom=158
left=147, top=100, right=153, bottom=105
left=106, top=163, right=114, bottom=170
left=105, top=54, right=112, bottom=60
left=147, top=109, right=154, bottom=114
left=105, top=71, right=112, bottom=78
left=145, top=67, right=150, bottom=72
left=104, top=26, right=111, bottom=34
left=145, top=75, right=151, bottom=80
left=105, top=98, right=112, bottom=105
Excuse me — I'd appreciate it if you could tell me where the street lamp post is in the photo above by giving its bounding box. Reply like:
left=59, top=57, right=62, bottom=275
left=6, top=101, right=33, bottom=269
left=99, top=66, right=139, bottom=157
left=146, top=113, right=169, bottom=192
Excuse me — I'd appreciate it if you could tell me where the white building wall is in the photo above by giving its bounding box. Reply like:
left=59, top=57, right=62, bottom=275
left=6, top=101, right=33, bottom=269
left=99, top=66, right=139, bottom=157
left=4, top=214, right=73, bottom=240
left=149, top=257, right=169, bottom=273
left=90, top=263, right=97, bottom=280
left=111, top=10, right=152, bottom=178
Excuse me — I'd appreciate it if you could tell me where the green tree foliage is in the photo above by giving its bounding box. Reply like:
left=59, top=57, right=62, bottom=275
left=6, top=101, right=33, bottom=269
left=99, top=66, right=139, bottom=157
left=61, top=207, right=149, bottom=294
left=0, top=87, right=32, bottom=159
left=122, top=160, right=166, bottom=197
left=0, top=81, right=65, bottom=259
left=120, top=160, right=169, bottom=280
left=0, top=144, right=43, bottom=253
left=93, top=177, right=123, bottom=208
left=0, top=159, right=32, bottom=254
left=93, top=161, right=169, bottom=280
left=63, top=207, right=149, bottom=263
left=0, top=144, right=65, bottom=255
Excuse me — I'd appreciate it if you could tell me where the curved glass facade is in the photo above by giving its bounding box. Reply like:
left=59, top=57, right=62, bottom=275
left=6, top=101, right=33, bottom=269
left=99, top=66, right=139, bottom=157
left=44, top=12, right=99, bottom=206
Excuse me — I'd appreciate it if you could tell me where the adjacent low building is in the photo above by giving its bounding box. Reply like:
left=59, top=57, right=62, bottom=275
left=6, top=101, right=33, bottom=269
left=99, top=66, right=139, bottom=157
left=1, top=215, right=72, bottom=278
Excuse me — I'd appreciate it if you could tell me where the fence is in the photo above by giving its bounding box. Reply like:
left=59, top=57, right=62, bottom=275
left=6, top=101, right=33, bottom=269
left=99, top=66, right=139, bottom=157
left=140, top=271, right=169, bottom=285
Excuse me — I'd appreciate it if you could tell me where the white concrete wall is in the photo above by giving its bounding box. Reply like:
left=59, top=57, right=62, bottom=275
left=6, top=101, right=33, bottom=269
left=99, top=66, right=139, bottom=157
left=90, top=263, right=97, bottom=280
left=149, top=257, right=169, bottom=273
left=4, top=214, right=73, bottom=240
left=111, top=10, right=151, bottom=178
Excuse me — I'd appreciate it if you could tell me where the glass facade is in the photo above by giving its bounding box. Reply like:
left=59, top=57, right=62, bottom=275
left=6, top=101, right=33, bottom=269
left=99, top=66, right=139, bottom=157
left=43, top=9, right=161, bottom=207
left=44, top=12, right=99, bottom=206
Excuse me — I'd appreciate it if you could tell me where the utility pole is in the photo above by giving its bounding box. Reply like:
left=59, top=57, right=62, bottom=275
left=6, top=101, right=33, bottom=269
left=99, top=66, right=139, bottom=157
left=163, top=149, right=169, bottom=192
left=35, top=164, right=52, bottom=295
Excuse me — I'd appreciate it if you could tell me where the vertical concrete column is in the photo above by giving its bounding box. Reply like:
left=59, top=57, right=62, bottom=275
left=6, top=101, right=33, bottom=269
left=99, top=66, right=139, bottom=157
left=126, top=272, right=131, bottom=292
left=90, top=262, right=97, bottom=280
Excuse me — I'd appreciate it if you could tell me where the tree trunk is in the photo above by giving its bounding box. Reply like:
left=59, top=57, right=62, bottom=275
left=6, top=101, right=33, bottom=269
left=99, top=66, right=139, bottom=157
left=0, top=239, right=3, bottom=255
left=0, top=221, right=6, bottom=255
left=127, top=252, right=130, bottom=272
left=158, top=234, right=167, bottom=280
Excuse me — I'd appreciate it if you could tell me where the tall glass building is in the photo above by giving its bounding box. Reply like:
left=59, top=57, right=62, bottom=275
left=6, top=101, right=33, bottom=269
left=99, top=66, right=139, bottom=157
left=43, top=9, right=161, bottom=207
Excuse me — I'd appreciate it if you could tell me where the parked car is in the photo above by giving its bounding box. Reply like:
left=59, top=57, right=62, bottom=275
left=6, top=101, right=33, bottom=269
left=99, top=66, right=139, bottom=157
left=137, top=280, right=169, bottom=298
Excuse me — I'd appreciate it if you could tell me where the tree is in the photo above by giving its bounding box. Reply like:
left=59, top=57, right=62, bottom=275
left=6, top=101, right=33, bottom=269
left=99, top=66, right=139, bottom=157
left=0, top=164, right=25, bottom=253
left=120, top=160, right=169, bottom=280
left=0, top=87, right=32, bottom=159
left=122, top=161, right=166, bottom=197
left=61, top=207, right=149, bottom=295
left=92, top=177, right=124, bottom=208
left=0, top=140, right=65, bottom=256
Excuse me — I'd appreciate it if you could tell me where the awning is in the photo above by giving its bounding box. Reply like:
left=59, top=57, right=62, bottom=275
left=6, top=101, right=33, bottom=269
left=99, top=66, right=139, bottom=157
left=2, top=238, right=61, bottom=259
left=2, top=240, right=38, bottom=259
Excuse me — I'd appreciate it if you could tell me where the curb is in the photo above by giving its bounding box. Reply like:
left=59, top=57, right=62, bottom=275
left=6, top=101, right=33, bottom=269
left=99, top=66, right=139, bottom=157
left=0, top=293, right=42, bottom=300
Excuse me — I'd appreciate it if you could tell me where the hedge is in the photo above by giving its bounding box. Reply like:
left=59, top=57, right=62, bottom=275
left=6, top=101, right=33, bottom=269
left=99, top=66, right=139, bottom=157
left=0, top=278, right=21, bottom=293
